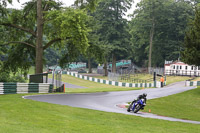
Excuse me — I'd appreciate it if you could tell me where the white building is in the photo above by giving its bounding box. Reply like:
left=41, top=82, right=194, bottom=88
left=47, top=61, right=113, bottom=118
left=164, top=60, right=200, bottom=76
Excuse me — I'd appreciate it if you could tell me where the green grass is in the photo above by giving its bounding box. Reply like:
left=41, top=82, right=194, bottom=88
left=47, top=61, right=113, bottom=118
left=0, top=94, right=199, bottom=133
left=28, top=66, right=35, bottom=75
left=92, top=76, right=108, bottom=80
left=93, top=74, right=192, bottom=85
left=192, top=77, right=200, bottom=81
left=93, top=74, right=153, bottom=83
left=50, top=74, right=142, bottom=93
left=49, top=74, right=193, bottom=93
left=165, top=76, right=192, bottom=85
left=143, top=87, right=200, bottom=121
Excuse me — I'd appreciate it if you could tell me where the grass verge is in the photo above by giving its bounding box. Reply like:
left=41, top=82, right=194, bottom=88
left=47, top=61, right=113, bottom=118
left=49, top=74, right=194, bottom=93
left=143, top=87, right=200, bottom=121
left=0, top=94, right=199, bottom=133
left=93, top=74, right=192, bottom=85
left=165, top=76, right=192, bottom=85
left=50, top=74, right=142, bottom=93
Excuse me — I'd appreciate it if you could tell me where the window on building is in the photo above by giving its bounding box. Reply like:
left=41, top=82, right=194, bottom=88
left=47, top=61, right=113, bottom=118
left=185, top=66, right=187, bottom=70
left=198, top=66, right=200, bottom=70
left=191, top=66, right=194, bottom=70
left=173, top=65, right=175, bottom=69
left=180, top=66, right=182, bottom=69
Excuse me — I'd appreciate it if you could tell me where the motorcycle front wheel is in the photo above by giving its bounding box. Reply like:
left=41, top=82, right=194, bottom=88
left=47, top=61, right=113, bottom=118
left=127, top=102, right=134, bottom=112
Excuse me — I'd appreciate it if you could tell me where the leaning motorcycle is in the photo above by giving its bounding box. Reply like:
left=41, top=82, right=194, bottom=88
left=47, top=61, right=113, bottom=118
left=127, top=98, right=146, bottom=113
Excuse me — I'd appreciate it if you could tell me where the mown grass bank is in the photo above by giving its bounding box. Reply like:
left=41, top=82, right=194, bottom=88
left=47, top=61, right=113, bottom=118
left=49, top=74, right=142, bottom=93
left=165, top=76, right=192, bottom=85
left=48, top=74, right=195, bottom=92
left=143, top=87, right=200, bottom=121
left=92, top=74, right=192, bottom=85
left=0, top=94, right=199, bottom=133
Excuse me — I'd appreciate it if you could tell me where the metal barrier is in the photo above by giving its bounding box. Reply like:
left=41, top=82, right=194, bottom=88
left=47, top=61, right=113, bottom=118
left=120, top=74, right=153, bottom=83
left=165, top=70, right=200, bottom=77
left=55, top=71, right=62, bottom=90
left=108, top=72, right=120, bottom=81
left=55, top=84, right=65, bottom=92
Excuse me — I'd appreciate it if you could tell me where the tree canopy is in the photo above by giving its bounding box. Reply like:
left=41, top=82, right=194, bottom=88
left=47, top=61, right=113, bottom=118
left=0, top=0, right=92, bottom=74
left=92, top=0, right=133, bottom=72
left=182, top=5, right=200, bottom=66
left=0, top=0, right=199, bottom=75
left=129, top=0, right=194, bottom=67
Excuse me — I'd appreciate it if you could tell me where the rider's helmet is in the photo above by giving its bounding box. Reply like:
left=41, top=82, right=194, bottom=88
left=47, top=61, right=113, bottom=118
left=143, top=93, right=147, bottom=97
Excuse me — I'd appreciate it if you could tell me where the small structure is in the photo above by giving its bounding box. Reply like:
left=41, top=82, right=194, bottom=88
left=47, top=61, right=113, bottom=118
left=48, top=62, right=87, bottom=73
left=29, top=73, right=48, bottom=83
left=164, top=60, right=200, bottom=76
left=97, top=60, right=132, bottom=75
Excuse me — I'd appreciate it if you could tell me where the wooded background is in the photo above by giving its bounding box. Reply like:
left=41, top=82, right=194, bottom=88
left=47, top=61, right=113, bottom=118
left=0, top=0, right=200, bottom=74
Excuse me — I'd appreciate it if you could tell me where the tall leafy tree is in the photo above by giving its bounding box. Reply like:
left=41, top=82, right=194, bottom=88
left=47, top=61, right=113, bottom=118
left=182, top=5, right=200, bottom=66
left=0, top=0, right=97, bottom=74
left=129, top=0, right=193, bottom=67
left=93, top=0, right=133, bottom=73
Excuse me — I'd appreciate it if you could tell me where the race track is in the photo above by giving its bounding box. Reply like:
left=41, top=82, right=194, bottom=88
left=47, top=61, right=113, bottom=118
left=24, top=81, right=200, bottom=124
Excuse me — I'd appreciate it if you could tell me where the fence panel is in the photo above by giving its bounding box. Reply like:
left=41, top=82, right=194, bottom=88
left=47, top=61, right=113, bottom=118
left=29, top=73, right=48, bottom=83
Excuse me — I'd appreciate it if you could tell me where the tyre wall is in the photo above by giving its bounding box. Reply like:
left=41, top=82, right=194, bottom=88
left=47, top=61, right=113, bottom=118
left=185, top=81, right=200, bottom=86
left=0, top=83, right=53, bottom=94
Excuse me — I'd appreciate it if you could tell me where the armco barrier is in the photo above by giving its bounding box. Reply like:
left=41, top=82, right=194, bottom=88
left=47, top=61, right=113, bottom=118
left=0, top=83, right=53, bottom=94
left=66, top=72, right=162, bottom=88
left=185, top=81, right=200, bottom=86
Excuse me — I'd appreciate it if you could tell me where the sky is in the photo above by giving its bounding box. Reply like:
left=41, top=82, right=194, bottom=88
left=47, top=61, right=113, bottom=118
left=7, top=0, right=141, bottom=19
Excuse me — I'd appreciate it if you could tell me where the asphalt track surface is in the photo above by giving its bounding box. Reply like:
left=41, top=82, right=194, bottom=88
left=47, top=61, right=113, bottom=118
left=24, top=81, right=200, bottom=124
left=48, top=78, right=87, bottom=89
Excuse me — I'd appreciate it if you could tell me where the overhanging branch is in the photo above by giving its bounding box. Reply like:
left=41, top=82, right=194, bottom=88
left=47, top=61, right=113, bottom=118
left=43, top=38, right=63, bottom=50
left=43, top=37, right=71, bottom=50
left=4, top=41, right=35, bottom=48
left=1, top=23, right=36, bottom=37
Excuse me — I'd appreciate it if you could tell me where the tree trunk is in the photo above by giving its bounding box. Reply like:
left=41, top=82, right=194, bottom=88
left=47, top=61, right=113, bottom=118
left=112, top=54, right=116, bottom=73
left=35, top=0, right=44, bottom=74
left=148, top=18, right=155, bottom=71
left=104, top=61, right=108, bottom=76
left=88, top=58, right=92, bottom=73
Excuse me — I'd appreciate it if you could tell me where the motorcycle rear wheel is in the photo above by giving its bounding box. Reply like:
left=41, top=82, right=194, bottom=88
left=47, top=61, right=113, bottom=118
left=133, top=104, right=141, bottom=113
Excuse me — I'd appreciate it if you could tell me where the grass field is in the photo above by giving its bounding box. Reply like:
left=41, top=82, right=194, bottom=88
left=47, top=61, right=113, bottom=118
left=92, top=74, right=192, bottom=85
left=1, top=71, right=200, bottom=132
left=143, top=87, right=200, bottom=121
left=93, top=74, right=153, bottom=83
left=165, top=76, right=192, bottom=85
left=192, top=77, right=200, bottom=81
left=49, top=74, right=142, bottom=93
left=0, top=93, right=199, bottom=133
left=49, top=74, right=194, bottom=93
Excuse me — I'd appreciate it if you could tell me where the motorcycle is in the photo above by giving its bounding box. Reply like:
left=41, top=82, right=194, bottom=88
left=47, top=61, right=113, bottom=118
left=127, top=98, right=146, bottom=113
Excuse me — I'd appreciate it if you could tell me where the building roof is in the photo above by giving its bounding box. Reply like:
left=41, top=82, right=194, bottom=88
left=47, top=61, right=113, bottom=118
left=165, top=61, right=189, bottom=66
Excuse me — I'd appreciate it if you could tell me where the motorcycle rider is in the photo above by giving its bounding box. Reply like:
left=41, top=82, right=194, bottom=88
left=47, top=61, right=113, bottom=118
left=132, top=93, right=147, bottom=109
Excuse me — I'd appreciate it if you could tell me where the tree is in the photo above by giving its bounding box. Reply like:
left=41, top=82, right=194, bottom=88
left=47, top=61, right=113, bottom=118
left=129, top=0, right=193, bottom=67
left=0, top=0, right=95, bottom=74
left=182, top=5, right=200, bottom=66
left=44, top=47, right=62, bottom=66
left=92, top=0, right=133, bottom=73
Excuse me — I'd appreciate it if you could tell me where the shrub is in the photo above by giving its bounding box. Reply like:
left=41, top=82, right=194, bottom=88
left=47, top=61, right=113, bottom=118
left=10, top=75, right=25, bottom=83
left=0, top=72, right=10, bottom=82
left=0, top=72, right=25, bottom=82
